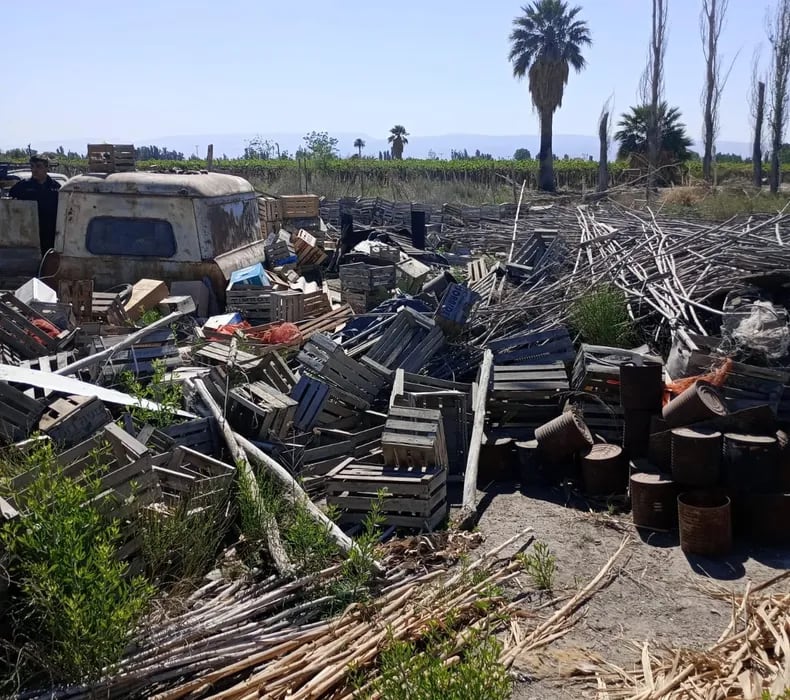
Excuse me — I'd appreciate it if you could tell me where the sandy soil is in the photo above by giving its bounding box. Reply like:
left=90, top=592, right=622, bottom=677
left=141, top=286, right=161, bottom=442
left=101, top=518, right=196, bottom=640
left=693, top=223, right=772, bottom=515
left=457, top=480, right=790, bottom=699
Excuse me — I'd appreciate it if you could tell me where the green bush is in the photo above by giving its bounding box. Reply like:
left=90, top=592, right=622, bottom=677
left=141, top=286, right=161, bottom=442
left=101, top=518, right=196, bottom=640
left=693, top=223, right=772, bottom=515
left=518, top=541, right=557, bottom=591
left=570, top=284, right=636, bottom=347
left=120, top=359, right=183, bottom=428
left=0, top=441, right=152, bottom=686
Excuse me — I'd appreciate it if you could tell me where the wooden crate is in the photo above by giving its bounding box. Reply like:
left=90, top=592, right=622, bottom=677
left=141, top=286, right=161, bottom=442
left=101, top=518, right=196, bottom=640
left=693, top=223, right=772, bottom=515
left=229, top=381, right=298, bottom=439
left=154, top=446, right=235, bottom=505
left=279, top=194, right=320, bottom=219
left=341, top=288, right=390, bottom=314
left=362, top=307, right=444, bottom=377
left=90, top=291, right=131, bottom=325
left=339, top=263, right=396, bottom=292
left=434, top=284, right=481, bottom=336
left=326, top=458, right=447, bottom=530
left=293, top=230, right=327, bottom=267
left=93, top=327, right=180, bottom=381
left=303, top=291, right=332, bottom=319
left=87, top=144, right=135, bottom=173
left=0, top=382, right=45, bottom=444
left=19, top=351, right=77, bottom=398
left=396, top=258, right=430, bottom=295
left=226, top=286, right=273, bottom=324
left=291, top=375, right=366, bottom=431
left=297, top=333, right=385, bottom=407
left=390, top=370, right=471, bottom=477
left=382, top=405, right=448, bottom=469
left=38, top=395, right=112, bottom=449
left=161, top=417, right=220, bottom=456
left=258, top=351, right=297, bottom=393
left=271, top=290, right=304, bottom=323
left=488, top=326, right=575, bottom=366
left=0, top=292, right=64, bottom=359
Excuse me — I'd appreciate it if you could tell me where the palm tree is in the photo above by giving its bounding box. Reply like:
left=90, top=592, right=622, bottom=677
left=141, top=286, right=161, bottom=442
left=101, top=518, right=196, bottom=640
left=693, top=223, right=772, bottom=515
left=509, top=0, right=591, bottom=192
left=615, top=103, right=693, bottom=163
left=388, top=126, right=409, bottom=159
left=353, top=138, right=366, bottom=158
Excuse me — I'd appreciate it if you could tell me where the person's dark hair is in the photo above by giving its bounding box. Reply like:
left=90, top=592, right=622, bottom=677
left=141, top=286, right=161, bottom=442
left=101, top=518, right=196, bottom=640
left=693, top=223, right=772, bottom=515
left=29, top=155, right=49, bottom=166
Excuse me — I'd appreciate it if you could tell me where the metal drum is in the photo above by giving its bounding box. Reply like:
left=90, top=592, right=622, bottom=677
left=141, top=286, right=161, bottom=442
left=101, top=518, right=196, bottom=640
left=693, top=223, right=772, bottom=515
left=515, top=439, right=544, bottom=487
left=670, top=428, right=722, bottom=487
left=663, top=381, right=728, bottom=428
left=722, top=433, right=779, bottom=493
left=620, top=361, right=664, bottom=412
left=734, top=493, right=790, bottom=545
left=630, top=471, right=679, bottom=530
left=581, top=444, right=626, bottom=496
left=535, top=410, right=593, bottom=462
left=678, top=491, right=732, bottom=557
left=623, top=409, right=653, bottom=458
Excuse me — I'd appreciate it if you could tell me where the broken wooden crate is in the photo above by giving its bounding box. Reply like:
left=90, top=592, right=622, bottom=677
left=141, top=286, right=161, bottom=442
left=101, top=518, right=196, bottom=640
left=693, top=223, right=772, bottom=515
left=326, top=457, right=447, bottom=530
left=92, top=327, right=181, bottom=382
left=0, top=382, right=45, bottom=444
left=18, top=351, right=78, bottom=398
left=488, top=326, right=575, bottom=366
left=293, top=230, right=327, bottom=268
left=361, top=307, right=445, bottom=378
left=153, top=445, right=235, bottom=506
left=382, top=405, right=448, bottom=469
left=390, top=369, right=471, bottom=477
left=229, top=380, right=298, bottom=440
left=38, top=395, right=113, bottom=449
left=291, top=375, right=370, bottom=431
left=0, top=292, right=66, bottom=360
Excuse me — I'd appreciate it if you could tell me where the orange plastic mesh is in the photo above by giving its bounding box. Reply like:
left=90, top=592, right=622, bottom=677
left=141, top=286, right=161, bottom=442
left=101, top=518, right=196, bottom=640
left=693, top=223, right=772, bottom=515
left=251, top=322, right=302, bottom=345
left=662, top=357, right=733, bottom=405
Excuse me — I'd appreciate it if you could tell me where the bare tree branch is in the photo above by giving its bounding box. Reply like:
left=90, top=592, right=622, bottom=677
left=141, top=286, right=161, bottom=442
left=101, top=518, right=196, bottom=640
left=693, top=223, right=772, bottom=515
left=642, top=0, right=668, bottom=198
left=767, top=0, right=790, bottom=193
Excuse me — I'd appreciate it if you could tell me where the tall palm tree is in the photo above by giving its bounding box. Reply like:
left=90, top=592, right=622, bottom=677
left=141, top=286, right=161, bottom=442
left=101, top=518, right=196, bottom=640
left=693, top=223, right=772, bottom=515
left=615, top=103, right=693, bottom=162
left=388, top=126, right=409, bottom=159
left=509, top=0, right=591, bottom=191
left=353, top=138, right=366, bottom=158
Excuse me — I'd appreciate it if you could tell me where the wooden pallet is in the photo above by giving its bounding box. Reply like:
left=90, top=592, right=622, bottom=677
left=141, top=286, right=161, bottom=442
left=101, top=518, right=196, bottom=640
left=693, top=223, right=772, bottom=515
left=297, top=333, right=385, bottom=407
left=382, top=405, right=448, bottom=469
left=0, top=382, right=45, bottom=444
left=326, top=458, right=447, bottom=530
left=229, top=381, right=298, bottom=439
left=362, top=307, right=444, bottom=377
left=0, top=292, right=64, bottom=359
left=38, top=395, right=112, bottom=449
left=390, top=370, right=471, bottom=476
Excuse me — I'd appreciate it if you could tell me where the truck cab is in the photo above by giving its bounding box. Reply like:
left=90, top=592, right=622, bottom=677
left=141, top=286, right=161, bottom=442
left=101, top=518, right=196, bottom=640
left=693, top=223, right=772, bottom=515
left=47, top=171, right=266, bottom=301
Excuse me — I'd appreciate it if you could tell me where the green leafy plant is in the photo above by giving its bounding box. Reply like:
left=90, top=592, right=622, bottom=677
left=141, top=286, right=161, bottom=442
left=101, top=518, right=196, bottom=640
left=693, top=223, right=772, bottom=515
left=137, top=307, right=162, bottom=327
left=0, top=441, right=152, bottom=686
left=569, top=284, right=636, bottom=347
left=121, top=359, right=183, bottom=428
left=518, top=541, right=557, bottom=591
left=137, top=483, right=230, bottom=588
left=360, top=627, right=510, bottom=700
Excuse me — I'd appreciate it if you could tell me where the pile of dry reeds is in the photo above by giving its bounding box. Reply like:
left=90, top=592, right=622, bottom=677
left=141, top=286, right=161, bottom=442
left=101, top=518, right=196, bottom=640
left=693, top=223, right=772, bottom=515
left=595, top=571, right=790, bottom=699
left=45, top=532, right=627, bottom=700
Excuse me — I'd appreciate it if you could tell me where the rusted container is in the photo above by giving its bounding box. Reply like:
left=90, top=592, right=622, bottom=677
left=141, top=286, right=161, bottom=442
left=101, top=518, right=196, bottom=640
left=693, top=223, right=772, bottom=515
left=670, top=428, right=722, bottom=487
left=479, top=437, right=516, bottom=484
left=678, top=491, right=732, bottom=557
left=647, top=429, right=672, bottom=471
left=630, top=471, right=679, bottom=530
left=775, top=430, right=790, bottom=491
left=722, top=433, right=779, bottom=493
left=515, top=439, right=544, bottom=487
left=535, top=410, right=593, bottom=461
left=733, top=493, right=790, bottom=545
left=620, top=362, right=664, bottom=412
left=662, top=381, right=728, bottom=428
left=623, top=409, right=653, bottom=458
left=581, top=444, right=627, bottom=496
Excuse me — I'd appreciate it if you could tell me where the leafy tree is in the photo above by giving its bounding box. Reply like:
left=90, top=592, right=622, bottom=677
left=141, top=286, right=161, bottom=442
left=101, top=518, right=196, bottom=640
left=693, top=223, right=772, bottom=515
left=353, top=138, right=366, bottom=158
left=717, top=152, right=744, bottom=163
left=302, top=131, right=339, bottom=160
left=614, top=103, right=693, bottom=162
left=509, top=0, right=592, bottom=191
left=135, top=145, right=185, bottom=161
left=388, top=125, right=409, bottom=159
left=780, top=142, right=790, bottom=162
left=243, top=136, right=278, bottom=160
left=513, top=147, right=532, bottom=160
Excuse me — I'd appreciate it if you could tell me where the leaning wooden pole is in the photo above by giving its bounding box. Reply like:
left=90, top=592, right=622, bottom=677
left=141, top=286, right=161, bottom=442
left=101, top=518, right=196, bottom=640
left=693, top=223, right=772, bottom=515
left=457, top=349, right=494, bottom=529
left=507, top=181, right=528, bottom=264
left=191, top=377, right=294, bottom=577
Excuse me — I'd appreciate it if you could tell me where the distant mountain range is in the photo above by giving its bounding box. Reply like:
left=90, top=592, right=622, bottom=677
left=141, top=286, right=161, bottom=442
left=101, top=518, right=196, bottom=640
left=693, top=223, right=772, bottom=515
left=23, top=132, right=753, bottom=160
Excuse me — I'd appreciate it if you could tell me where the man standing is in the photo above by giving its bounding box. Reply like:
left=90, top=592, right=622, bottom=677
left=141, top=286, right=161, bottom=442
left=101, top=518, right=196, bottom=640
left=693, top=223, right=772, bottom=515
left=9, top=155, right=61, bottom=254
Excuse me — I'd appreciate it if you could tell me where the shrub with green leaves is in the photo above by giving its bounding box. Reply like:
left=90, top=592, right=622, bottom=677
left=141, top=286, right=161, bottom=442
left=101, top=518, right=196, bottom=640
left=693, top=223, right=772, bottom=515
left=518, top=541, right=557, bottom=591
left=569, top=284, right=636, bottom=347
left=121, top=359, right=183, bottom=428
left=0, top=442, right=152, bottom=686
left=361, top=628, right=510, bottom=700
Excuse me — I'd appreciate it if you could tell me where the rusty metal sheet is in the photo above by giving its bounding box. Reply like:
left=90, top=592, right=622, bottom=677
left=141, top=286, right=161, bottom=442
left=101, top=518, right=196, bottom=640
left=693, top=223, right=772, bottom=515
left=0, top=199, right=40, bottom=247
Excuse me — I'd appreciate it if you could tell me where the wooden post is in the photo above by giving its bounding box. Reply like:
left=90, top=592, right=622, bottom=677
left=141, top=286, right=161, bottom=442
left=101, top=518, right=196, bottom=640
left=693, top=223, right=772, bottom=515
left=206, top=144, right=214, bottom=171
left=457, top=349, right=494, bottom=529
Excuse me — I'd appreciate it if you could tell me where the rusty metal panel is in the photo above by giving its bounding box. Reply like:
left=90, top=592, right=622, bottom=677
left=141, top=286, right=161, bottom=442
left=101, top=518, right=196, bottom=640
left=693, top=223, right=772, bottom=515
left=0, top=199, right=39, bottom=247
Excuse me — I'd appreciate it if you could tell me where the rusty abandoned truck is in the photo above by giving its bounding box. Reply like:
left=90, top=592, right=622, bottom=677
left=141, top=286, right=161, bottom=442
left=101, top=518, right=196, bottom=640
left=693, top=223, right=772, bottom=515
left=0, top=169, right=269, bottom=301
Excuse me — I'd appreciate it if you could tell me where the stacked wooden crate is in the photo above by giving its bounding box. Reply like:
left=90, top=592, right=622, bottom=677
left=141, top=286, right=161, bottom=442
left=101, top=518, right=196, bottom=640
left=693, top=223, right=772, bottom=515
left=265, top=231, right=297, bottom=270
left=0, top=292, right=67, bottom=360
left=292, top=230, right=327, bottom=268
left=339, top=262, right=396, bottom=314
left=225, top=286, right=273, bottom=324
left=86, top=144, right=135, bottom=173
left=258, top=195, right=282, bottom=236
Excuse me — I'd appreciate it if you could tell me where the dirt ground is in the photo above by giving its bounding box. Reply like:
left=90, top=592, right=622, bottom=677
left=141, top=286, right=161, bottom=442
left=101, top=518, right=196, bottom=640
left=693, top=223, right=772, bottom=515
left=458, top=478, right=790, bottom=699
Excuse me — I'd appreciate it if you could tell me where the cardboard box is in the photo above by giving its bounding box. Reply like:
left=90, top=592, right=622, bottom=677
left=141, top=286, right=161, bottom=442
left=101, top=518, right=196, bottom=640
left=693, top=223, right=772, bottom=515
left=124, top=279, right=170, bottom=321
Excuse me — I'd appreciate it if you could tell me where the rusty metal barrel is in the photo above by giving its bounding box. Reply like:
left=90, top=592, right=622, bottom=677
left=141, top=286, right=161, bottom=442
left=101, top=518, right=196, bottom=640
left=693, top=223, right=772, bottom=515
left=623, top=410, right=653, bottom=458
left=734, top=493, right=790, bottom=545
left=515, top=439, right=543, bottom=487
left=678, top=491, right=732, bottom=557
left=620, top=361, right=664, bottom=412
left=535, top=410, right=593, bottom=462
left=479, top=436, right=516, bottom=484
left=670, top=428, right=722, bottom=487
left=722, top=433, right=779, bottom=493
left=630, top=471, right=679, bottom=530
left=662, top=380, right=728, bottom=428
left=581, top=444, right=627, bottom=496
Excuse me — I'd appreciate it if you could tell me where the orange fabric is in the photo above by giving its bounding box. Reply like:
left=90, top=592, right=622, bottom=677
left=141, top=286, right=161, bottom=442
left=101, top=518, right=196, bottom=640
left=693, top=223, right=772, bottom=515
left=663, top=357, right=733, bottom=405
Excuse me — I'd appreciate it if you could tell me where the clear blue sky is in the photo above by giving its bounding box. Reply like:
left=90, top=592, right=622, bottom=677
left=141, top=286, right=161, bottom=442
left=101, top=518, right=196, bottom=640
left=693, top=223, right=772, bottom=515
left=1, top=0, right=773, bottom=150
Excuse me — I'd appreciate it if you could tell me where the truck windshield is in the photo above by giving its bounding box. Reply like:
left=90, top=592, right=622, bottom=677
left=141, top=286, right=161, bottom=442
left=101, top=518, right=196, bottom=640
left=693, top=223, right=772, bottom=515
left=86, top=217, right=177, bottom=257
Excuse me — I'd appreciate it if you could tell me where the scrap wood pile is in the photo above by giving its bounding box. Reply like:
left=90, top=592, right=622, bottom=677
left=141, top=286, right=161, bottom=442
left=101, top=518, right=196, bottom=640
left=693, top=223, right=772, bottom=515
left=43, top=533, right=627, bottom=700
left=594, top=572, right=790, bottom=699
